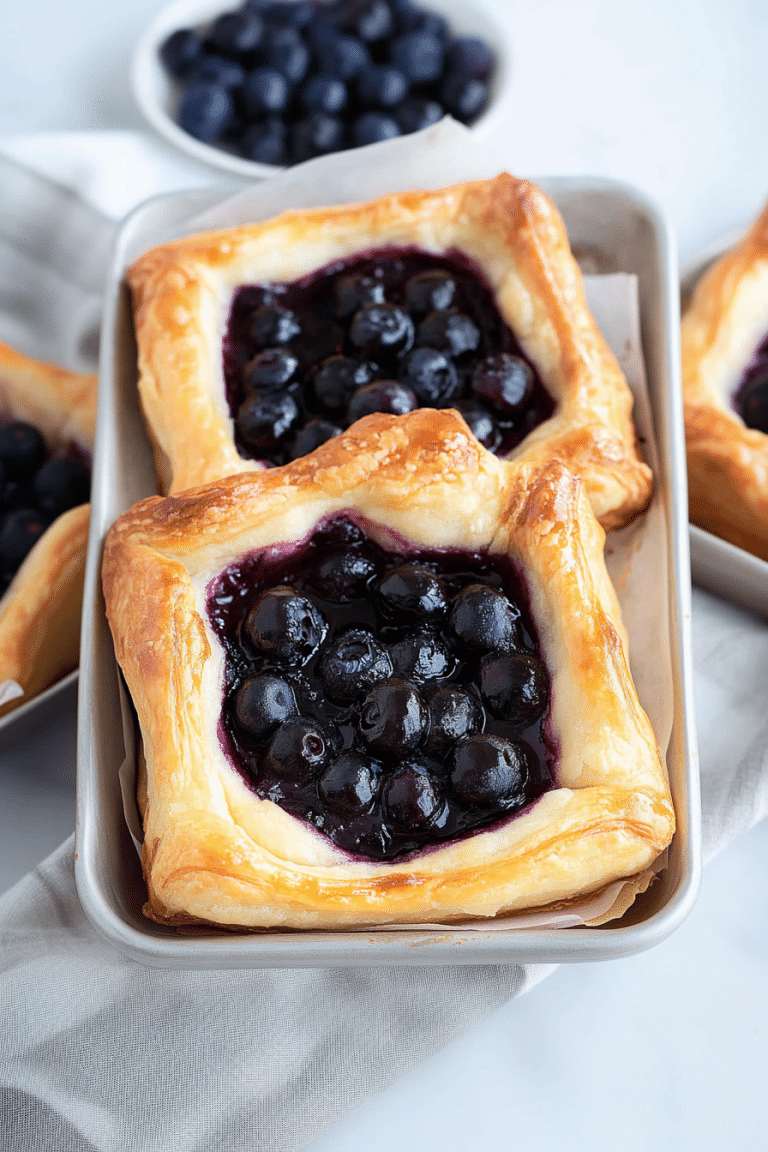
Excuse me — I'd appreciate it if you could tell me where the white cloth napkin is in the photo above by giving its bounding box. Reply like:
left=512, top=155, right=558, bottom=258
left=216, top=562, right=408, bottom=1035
left=1, top=131, right=767, bottom=1152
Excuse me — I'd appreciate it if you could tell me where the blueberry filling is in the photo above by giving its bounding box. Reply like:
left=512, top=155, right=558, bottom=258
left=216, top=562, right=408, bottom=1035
left=0, top=420, right=91, bottom=593
left=734, top=334, right=768, bottom=434
left=224, top=247, right=554, bottom=466
left=208, top=516, right=555, bottom=861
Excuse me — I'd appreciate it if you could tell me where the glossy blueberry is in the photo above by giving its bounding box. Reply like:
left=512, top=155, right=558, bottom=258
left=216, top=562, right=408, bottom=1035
left=32, top=457, right=90, bottom=520
left=415, top=310, right=480, bottom=358
left=241, top=120, right=289, bottom=164
left=242, top=67, right=290, bottom=115
left=389, top=630, right=453, bottom=685
left=450, top=734, right=529, bottom=808
left=479, top=653, right=549, bottom=726
left=319, top=751, right=381, bottom=815
left=425, top=685, right=483, bottom=756
left=247, top=305, right=301, bottom=348
left=389, top=31, right=444, bottom=83
left=738, top=368, right=768, bottom=434
left=311, top=550, right=378, bottom=602
left=374, top=563, right=448, bottom=622
left=233, top=673, right=298, bottom=740
left=382, top=758, right=445, bottom=829
left=318, top=627, right=393, bottom=701
left=347, top=380, right=417, bottom=422
left=0, top=508, right=48, bottom=578
left=312, top=355, right=374, bottom=411
left=0, top=421, right=46, bottom=480
left=187, top=54, right=245, bottom=88
left=395, top=96, right=443, bottom=134
left=314, top=33, right=371, bottom=80
left=454, top=401, right=501, bottom=452
left=348, top=0, right=395, bottom=42
left=237, top=390, right=301, bottom=454
left=471, top=354, right=535, bottom=418
left=449, top=584, right=522, bottom=654
left=403, top=270, right=456, bottom=315
left=244, top=585, right=327, bottom=665
left=288, top=418, right=342, bottom=459
left=348, top=302, right=414, bottom=359
left=178, top=81, right=234, bottom=141
left=439, top=75, right=488, bottom=123
left=209, top=10, right=264, bottom=58
left=160, top=28, right=204, bottom=78
left=335, top=274, right=386, bottom=318
left=359, top=678, right=427, bottom=753
left=301, top=75, right=348, bottom=115
left=351, top=111, right=401, bottom=146
left=398, top=347, right=459, bottom=404
left=356, top=65, right=409, bottom=109
left=291, top=113, right=345, bottom=161
left=262, top=717, right=332, bottom=783
left=243, top=347, right=299, bottom=391
left=445, top=36, right=495, bottom=81
left=260, top=26, right=311, bottom=83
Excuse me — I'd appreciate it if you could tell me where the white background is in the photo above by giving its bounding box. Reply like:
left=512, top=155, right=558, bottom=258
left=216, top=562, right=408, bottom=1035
left=2, top=1, right=768, bottom=1149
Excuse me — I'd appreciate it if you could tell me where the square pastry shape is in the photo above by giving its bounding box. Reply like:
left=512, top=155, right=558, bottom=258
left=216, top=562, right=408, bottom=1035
left=128, top=173, right=651, bottom=532
left=0, top=340, right=96, bottom=716
left=102, top=409, right=674, bottom=931
left=682, top=199, right=768, bottom=560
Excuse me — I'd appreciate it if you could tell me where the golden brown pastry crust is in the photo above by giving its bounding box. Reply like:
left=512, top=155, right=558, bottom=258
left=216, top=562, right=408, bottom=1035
left=681, top=202, right=768, bottom=559
left=128, top=173, right=651, bottom=531
left=102, top=409, right=673, bottom=931
left=0, top=340, right=96, bottom=716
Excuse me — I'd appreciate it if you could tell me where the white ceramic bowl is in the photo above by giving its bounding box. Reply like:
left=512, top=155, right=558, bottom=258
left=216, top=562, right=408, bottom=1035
left=131, top=0, right=511, bottom=179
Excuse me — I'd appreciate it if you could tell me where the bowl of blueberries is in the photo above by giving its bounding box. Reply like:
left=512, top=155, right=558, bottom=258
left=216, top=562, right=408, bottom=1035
left=131, top=0, right=507, bottom=178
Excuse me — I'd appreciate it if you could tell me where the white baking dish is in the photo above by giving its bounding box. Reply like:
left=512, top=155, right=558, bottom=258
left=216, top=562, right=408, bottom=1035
left=75, top=174, right=700, bottom=968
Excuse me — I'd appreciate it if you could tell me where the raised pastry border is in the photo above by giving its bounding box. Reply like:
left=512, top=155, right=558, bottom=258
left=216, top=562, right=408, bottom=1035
left=127, top=173, right=651, bottom=531
left=102, top=410, right=673, bottom=931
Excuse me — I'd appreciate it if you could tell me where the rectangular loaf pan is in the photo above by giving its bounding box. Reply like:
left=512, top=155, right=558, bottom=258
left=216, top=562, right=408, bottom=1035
left=76, top=174, right=700, bottom=968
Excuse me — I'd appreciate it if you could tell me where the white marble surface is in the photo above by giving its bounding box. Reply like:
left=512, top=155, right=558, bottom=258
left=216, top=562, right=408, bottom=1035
left=2, top=1, right=768, bottom=1149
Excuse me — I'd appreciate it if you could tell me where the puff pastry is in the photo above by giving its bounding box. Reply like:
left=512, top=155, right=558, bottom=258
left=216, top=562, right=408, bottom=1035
left=0, top=339, right=96, bottom=717
left=128, top=173, right=651, bottom=532
left=102, top=409, right=673, bottom=931
left=682, top=201, right=768, bottom=559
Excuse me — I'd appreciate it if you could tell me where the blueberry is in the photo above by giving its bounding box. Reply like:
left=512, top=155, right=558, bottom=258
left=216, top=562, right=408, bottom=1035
left=738, top=368, right=768, bottom=434
left=242, top=67, right=290, bottom=115
left=159, top=29, right=204, bottom=78
left=439, top=75, right=489, bottom=123
left=403, top=270, right=456, bottom=315
left=347, top=380, right=417, bottom=422
left=187, top=55, right=246, bottom=88
left=237, top=389, right=300, bottom=455
left=359, top=678, right=427, bottom=753
left=454, top=401, right=501, bottom=451
left=311, top=549, right=378, bottom=602
left=262, top=717, right=332, bottom=783
left=389, top=630, right=453, bottom=685
left=424, top=685, right=483, bottom=756
left=471, top=354, right=535, bottom=418
left=349, top=0, right=395, bottom=42
left=382, top=758, right=445, bottom=829
left=0, top=421, right=46, bottom=480
left=412, top=10, right=450, bottom=42
left=242, top=120, right=289, bottom=165
left=445, top=36, right=495, bottom=82
left=335, top=274, right=386, bottom=318
left=388, top=0, right=420, bottom=31
left=312, top=355, right=374, bottom=412
left=247, top=306, right=301, bottom=348
left=479, top=653, right=549, bottom=726
left=318, top=628, right=393, bottom=700
left=356, top=65, right=409, bottom=109
left=351, top=111, right=401, bottom=146
left=178, top=81, right=234, bottom=141
left=244, top=585, right=327, bottom=665
left=348, top=303, right=414, bottom=358
left=234, top=673, right=298, bottom=740
left=375, top=563, right=448, bottom=622
left=259, top=1, right=315, bottom=27
left=2, top=478, right=34, bottom=512
left=243, top=348, right=299, bottom=391
left=288, top=418, right=342, bottom=459
left=398, top=347, right=459, bottom=404
left=449, top=584, right=522, bottom=654
left=415, top=311, right=480, bottom=358
left=0, top=508, right=48, bottom=579
left=260, top=26, right=311, bottom=83
left=319, top=751, right=381, bottom=814
left=32, top=457, right=90, bottom=520
left=208, top=10, right=264, bottom=58
left=450, top=734, right=529, bottom=809
left=301, top=75, right=348, bottom=115
left=314, top=33, right=371, bottom=80
left=395, top=96, right=443, bottom=134
left=291, top=114, right=345, bottom=161
left=389, top=31, right=444, bottom=83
